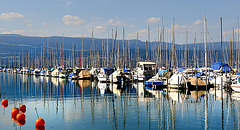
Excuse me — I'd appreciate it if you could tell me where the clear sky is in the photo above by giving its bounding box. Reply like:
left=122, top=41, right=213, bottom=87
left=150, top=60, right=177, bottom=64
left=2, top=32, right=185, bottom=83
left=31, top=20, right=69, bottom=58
left=0, top=0, right=239, bottom=44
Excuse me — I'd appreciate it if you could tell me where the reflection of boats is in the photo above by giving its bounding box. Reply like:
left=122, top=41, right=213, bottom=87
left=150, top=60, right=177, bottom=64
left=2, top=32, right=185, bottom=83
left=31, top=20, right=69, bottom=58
left=33, top=75, right=40, bottom=83
left=231, top=92, right=240, bottom=101
left=59, top=78, right=67, bottom=85
left=145, top=89, right=162, bottom=98
left=109, top=84, right=124, bottom=96
left=133, top=83, right=145, bottom=98
left=78, top=80, right=91, bottom=87
left=208, top=88, right=228, bottom=100
left=52, top=77, right=59, bottom=86
left=167, top=89, right=187, bottom=102
left=133, top=83, right=156, bottom=99
left=190, top=90, right=206, bottom=99
left=97, top=83, right=107, bottom=94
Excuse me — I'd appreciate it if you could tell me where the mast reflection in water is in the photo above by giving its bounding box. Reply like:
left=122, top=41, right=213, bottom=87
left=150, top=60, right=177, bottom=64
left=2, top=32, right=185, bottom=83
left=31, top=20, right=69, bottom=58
left=0, top=72, right=239, bottom=130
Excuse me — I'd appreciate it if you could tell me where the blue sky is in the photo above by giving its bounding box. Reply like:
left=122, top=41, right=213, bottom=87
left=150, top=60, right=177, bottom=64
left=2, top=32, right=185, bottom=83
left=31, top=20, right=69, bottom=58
left=0, top=0, right=239, bottom=44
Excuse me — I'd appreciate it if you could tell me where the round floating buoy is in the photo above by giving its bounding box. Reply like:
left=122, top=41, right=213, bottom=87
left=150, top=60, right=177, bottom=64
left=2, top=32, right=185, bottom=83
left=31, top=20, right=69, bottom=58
left=16, top=113, right=26, bottom=120
left=19, top=104, right=26, bottom=110
left=35, top=126, right=45, bottom=130
left=17, top=119, right=26, bottom=126
left=2, top=103, right=8, bottom=108
left=35, top=118, right=45, bottom=127
left=11, top=107, right=19, bottom=116
left=2, top=99, right=8, bottom=105
left=20, top=109, right=26, bottom=113
left=11, top=115, right=17, bottom=121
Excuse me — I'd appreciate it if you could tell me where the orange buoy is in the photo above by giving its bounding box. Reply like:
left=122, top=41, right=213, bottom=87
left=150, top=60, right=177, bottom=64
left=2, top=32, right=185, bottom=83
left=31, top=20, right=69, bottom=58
left=16, top=113, right=26, bottom=120
left=20, top=109, right=26, bottom=113
left=11, top=115, right=17, bottom=121
left=19, top=104, right=26, bottom=110
left=16, top=119, right=26, bottom=126
left=35, top=118, right=45, bottom=127
left=2, top=99, right=8, bottom=105
left=2, top=103, right=8, bottom=108
left=11, top=107, right=19, bottom=116
left=35, top=126, right=45, bottom=130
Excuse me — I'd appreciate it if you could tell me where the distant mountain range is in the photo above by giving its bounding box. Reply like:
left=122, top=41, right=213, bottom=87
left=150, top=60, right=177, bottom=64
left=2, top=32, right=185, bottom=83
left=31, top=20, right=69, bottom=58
left=0, top=34, right=235, bottom=55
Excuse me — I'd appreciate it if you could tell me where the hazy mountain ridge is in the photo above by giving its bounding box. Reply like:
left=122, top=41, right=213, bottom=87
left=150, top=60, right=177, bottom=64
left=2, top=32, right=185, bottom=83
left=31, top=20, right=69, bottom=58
left=0, top=34, right=234, bottom=54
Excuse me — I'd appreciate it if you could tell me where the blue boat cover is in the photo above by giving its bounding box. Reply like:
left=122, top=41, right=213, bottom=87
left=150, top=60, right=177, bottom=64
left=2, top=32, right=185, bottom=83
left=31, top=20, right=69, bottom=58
left=123, top=67, right=130, bottom=71
left=210, top=62, right=232, bottom=72
left=178, top=68, right=184, bottom=72
left=102, top=67, right=114, bottom=71
left=69, top=72, right=75, bottom=77
left=236, top=71, right=240, bottom=75
left=194, top=72, right=204, bottom=77
left=158, top=70, right=168, bottom=76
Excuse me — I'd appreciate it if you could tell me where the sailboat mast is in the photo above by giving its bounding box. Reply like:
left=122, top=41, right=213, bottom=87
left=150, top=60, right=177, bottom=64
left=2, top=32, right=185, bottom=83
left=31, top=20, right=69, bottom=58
left=221, top=17, right=223, bottom=65
left=62, top=34, right=64, bottom=68
left=123, top=28, right=125, bottom=67
left=172, top=18, right=176, bottom=68
left=194, top=32, right=197, bottom=68
left=237, top=17, right=239, bottom=70
left=185, top=31, right=188, bottom=68
left=112, top=29, right=114, bottom=67
left=80, top=35, right=83, bottom=68
left=137, top=31, right=139, bottom=65
left=157, top=27, right=160, bottom=68
left=107, top=31, right=109, bottom=66
left=204, top=15, right=208, bottom=68
left=233, top=29, right=235, bottom=67
left=55, top=38, right=58, bottom=67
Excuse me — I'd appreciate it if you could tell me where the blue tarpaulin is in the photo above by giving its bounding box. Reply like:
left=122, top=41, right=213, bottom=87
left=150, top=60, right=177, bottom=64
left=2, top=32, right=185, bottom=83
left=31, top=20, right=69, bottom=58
left=178, top=68, right=184, bottom=72
left=123, top=67, right=131, bottom=71
left=236, top=71, right=240, bottom=75
left=210, top=62, right=232, bottom=72
left=68, top=72, right=75, bottom=77
left=195, top=72, right=204, bottom=77
left=40, top=70, right=45, bottom=73
left=158, top=70, right=168, bottom=76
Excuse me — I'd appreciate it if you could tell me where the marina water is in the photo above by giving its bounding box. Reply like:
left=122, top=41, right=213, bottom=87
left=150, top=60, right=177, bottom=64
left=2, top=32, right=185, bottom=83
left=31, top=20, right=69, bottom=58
left=0, top=72, right=239, bottom=130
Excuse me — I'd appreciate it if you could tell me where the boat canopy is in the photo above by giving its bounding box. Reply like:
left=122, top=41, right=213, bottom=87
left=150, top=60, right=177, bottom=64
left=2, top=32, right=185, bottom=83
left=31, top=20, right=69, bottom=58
left=210, top=62, right=232, bottom=72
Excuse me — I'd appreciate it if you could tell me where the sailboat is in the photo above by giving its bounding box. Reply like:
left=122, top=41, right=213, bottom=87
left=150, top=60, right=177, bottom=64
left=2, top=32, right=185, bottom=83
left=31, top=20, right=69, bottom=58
left=97, top=67, right=114, bottom=83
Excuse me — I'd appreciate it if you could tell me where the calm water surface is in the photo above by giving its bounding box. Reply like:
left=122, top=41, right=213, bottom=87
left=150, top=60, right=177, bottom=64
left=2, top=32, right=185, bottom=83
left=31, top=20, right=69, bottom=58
left=0, top=72, right=240, bottom=130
